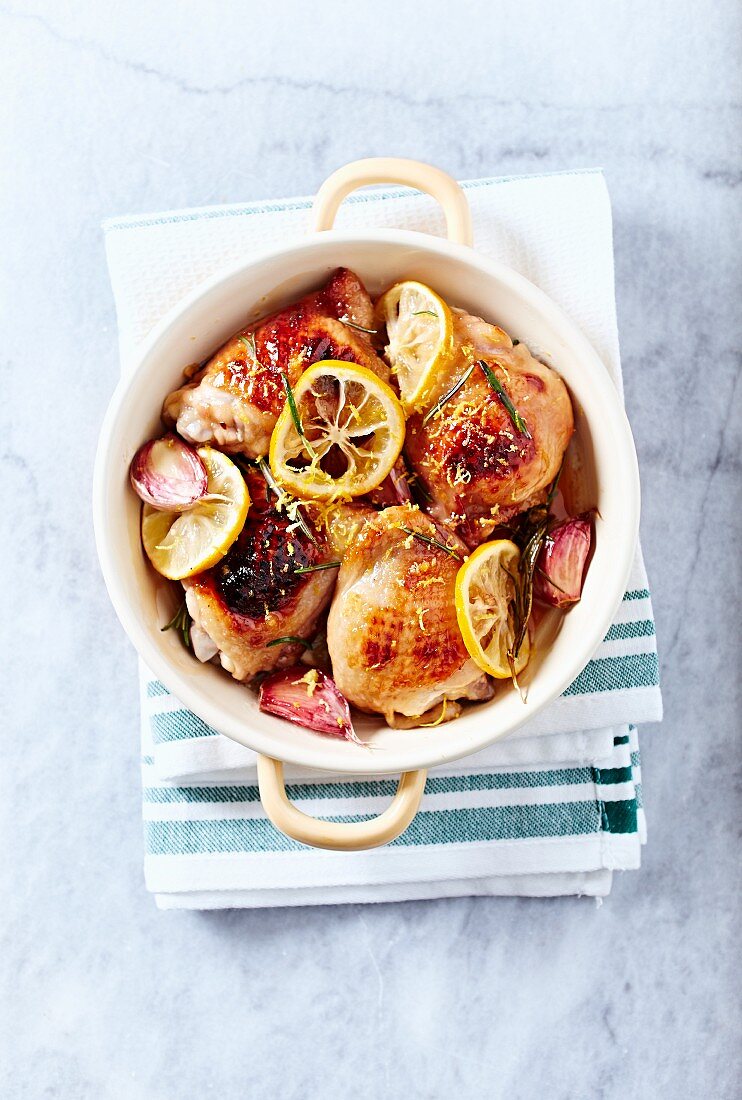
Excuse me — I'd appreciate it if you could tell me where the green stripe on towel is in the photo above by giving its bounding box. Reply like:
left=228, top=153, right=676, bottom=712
left=564, top=653, right=659, bottom=696
left=603, top=619, right=655, bottom=642
left=145, top=799, right=627, bottom=855
left=143, top=767, right=597, bottom=805
left=594, top=765, right=633, bottom=785
left=601, top=799, right=638, bottom=834
left=151, top=710, right=218, bottom=744
left=142, top=757, right=633, bottom=807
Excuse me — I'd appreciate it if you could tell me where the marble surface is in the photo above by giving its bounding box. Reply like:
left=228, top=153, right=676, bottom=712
left=2, top=2, right=740, bottom=1097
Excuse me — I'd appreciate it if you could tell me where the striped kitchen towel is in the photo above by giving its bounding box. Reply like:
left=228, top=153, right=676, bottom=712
left=104, top=168, right=662, bottom=905
left=140, top=709, right=645, bottom=908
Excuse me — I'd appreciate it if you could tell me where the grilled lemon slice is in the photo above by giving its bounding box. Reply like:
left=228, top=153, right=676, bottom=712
left=376, top=280, right=454, bottom=413
left=455, top=539, right=531, bottom=679
left=269, top=361, right=405, bottom=501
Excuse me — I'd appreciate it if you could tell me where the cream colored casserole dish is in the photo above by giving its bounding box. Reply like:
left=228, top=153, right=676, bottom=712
left=94, top=159, right=640, bottom=850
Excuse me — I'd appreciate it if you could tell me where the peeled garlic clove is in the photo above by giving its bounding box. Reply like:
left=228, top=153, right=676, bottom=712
left=533, top=514, right=592, bottom=608
left=259, top=666, right=362, bottom=743
left=130, top=433, right=208, bottom=511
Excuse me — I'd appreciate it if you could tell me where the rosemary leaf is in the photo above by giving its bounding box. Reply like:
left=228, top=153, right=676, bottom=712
left=281, top=372, right=317, bottom=460
left=546, top=461, right=563, bottom=505
left=238, top=333, right=258, bottom=359
left=293, top=509, right=319, bottom=547
left=509, top=513, right=548, bottom=661
left=161, top=600, right=192, bottom=651
left=478, top=359, right=531, bottom=438
left=412, top=310, right=438, bottom=318
left=341, top=316, right=377, bottom=335
left=400, top=526, right=462, bottom=561
left=423, top=363, right=475, bottom=424
left=405, top=466, right=433, bottom=502
left=536, top=565, right=568, bottom=595
left=265, top=636, right=313, bottom=650
left=293, top=561, right=341, bottom=574
left=281, top=372, right=306, bottom=439
left=246, top=451, right=318, bottom=545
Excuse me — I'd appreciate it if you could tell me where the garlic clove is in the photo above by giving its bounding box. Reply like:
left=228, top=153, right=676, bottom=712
left=533, top=514, right=592, bottom=608
left=258, top=666, right=362, bottom=743
left=130, top=433, right=208, bottom=511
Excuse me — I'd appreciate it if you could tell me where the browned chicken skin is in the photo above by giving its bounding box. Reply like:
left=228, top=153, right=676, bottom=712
left=184, top=501, right=336, bottom=682
left=163, top=269, right=389, bottom=458
left=404, top=308, right=574, bottom=545
left=327, top=506, right=492, bottom=725
left=184, top=469, right=375, bottom=681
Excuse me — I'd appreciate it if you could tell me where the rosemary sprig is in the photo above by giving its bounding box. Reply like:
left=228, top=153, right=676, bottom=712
left=258, top=456, right=319, bottom=547
left=238, top=333, right=258, bottom=359
left=423, top=363, right=475, bottom=424
left=293, top=561, right=341, bottom=575
left=404, top=463, right=433, bottom=503
left=340, top=316, right=377, bottom=335
left=400, top=526, right=462, bottom=561
left=536, top=566, right=568, bottom=595
left=233, top=454, right=319, bottom=546
left=507, top=505, right=549, bottom=681
left=265, top=636, right=313, bottom=650
left=478, top=359, right=531, bottom=438
left=161, top=599, right=192, bottom=650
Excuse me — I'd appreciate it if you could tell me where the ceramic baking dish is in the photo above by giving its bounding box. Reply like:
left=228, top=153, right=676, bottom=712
left=94, top=158, right=640, bottom=851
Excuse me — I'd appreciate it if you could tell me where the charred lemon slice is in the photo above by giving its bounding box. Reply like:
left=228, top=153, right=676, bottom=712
left=269, top=361, right=405, bottom=502
left=455, top=539, right=531, bottom=679
left=141, top=447, right=249, bottom=579
left=376, top=280, right=454, bottom=413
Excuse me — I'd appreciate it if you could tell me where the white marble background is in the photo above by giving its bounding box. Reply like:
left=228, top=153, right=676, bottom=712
left=2, top=2, right=740, bottom=1097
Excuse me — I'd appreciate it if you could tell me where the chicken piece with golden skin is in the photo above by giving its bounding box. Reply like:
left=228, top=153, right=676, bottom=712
left=181, top=465, right=326, bottom=680
left=327, top=506, right=493, bottom=726
left=163, top=269, right=389, bottom=459
left=184, top=505, right=336, bottom=682
left=404, top=308, right=574, bottom=545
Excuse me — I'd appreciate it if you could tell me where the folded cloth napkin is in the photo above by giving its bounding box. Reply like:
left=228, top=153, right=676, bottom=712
left=104, top=168, right=662, bottom=908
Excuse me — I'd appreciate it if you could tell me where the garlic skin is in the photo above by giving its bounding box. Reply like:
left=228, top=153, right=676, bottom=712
left=129, top=433, right=208, bottom=511
left=533, top=514, right=592, bottom=608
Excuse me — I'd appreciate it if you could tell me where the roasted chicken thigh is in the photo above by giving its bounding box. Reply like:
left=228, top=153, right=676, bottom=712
left=404, top=308, right=574, bottom=545
left=164, top=269, right=388, bottom=459
left=327, top=506, right=492, bottom=725
left=183, top=467, right=375, bottom=681
left=183, top=472, right=336, bottom=680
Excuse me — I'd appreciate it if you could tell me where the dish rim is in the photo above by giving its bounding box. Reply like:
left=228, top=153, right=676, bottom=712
left=93, top=226, right=640, bottom=774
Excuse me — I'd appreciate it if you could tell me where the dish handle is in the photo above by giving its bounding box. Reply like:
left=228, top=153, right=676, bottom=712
left=257, top=157, right=456, bottom=851
left=257, top=756, right=427, bottom=851
left=312, top=157, right=473, bottom=246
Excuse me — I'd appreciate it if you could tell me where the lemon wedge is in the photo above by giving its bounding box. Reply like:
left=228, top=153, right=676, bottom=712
left=141, top=446, right=250, bottom=579
left=376, top=280, right=454, bottom=413
left=455, top=539, right=531, bottom=679
left=269, top=361, right=405, bottom=502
